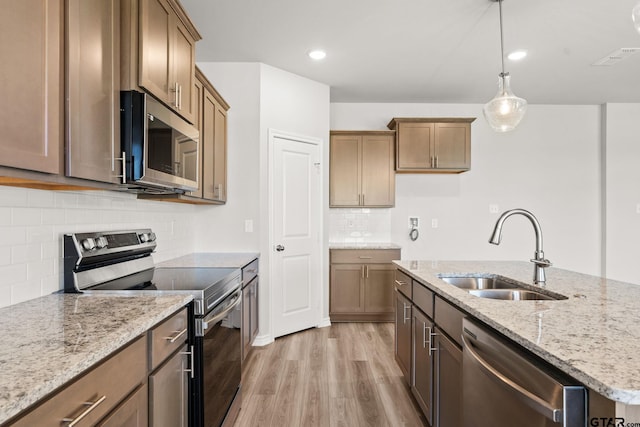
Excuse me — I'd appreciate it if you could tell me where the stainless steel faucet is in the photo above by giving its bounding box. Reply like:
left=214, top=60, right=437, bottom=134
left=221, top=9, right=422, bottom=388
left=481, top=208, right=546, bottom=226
left=489, top=209, right=552, bottom=284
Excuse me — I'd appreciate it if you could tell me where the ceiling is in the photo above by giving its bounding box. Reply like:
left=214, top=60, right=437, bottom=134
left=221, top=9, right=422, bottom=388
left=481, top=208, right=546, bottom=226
left=180, top=0, right=640, bottom=104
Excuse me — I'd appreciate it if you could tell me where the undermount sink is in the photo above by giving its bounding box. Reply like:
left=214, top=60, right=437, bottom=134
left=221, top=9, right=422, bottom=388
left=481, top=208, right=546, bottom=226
left=438, top=274, right=567, bottom=301
left=468, top=289, right=556, bottom=301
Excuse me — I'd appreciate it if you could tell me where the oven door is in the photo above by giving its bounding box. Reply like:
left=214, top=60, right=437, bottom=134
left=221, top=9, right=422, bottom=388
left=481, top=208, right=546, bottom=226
left=195, top=288, right=242, bottom=427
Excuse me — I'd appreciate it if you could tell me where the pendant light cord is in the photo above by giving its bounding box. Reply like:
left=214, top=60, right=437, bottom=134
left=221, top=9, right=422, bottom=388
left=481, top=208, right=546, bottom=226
left=498, top=0, right=507, bottom=78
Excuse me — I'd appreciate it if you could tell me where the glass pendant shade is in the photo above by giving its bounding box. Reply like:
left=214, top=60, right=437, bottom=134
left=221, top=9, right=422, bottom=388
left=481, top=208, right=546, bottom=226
left=483, top=74, right=527, bottom=133
left=633, top=1, right=640, bottom=34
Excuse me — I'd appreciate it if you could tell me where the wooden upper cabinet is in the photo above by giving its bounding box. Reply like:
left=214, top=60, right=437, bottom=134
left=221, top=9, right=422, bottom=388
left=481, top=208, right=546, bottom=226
left=138, top=0, right=200, bottom=123
left=197, top=67, right=229, bottom=204
left=66, top=0, right=122, bottom=184
left=387, top=118, right=475, bottom=173
left=330, top=131, right=395, bottom=208
left=0, top=0, right=63, bottom=174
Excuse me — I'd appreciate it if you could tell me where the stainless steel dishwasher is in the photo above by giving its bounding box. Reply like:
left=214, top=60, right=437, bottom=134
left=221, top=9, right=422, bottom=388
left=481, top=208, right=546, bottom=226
left=462, top=319, right=587, bottom=427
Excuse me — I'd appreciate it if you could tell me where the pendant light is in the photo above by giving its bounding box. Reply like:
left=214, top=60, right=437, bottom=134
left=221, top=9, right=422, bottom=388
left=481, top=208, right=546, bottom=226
left=483, top=0, right=527, bottom=133
left=633, top=1, right=640, bottom=34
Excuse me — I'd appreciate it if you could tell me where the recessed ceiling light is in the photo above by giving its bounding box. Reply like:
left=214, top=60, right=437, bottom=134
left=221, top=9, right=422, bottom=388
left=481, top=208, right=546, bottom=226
left=308, top=50, right=327, bottom=60
left=507, top=50, right=527, bottom=61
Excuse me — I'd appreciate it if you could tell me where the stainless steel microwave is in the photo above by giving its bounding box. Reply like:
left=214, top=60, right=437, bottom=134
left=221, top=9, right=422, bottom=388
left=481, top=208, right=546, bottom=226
left=121, top=90, right=199, bottom=193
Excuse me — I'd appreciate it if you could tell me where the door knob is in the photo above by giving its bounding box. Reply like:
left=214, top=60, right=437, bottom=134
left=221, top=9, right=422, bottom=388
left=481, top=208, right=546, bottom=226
left=275, top=245, right=285, bottom=252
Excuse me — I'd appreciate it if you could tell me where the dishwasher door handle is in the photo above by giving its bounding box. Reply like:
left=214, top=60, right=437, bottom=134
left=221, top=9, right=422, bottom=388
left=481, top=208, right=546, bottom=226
left=461, top=333, right=563, bottom=423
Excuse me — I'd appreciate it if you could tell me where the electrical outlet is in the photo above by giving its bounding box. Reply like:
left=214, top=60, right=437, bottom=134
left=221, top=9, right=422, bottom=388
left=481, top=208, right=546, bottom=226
left=431, top=218, right=438, bottom=228
left=244, top=220, right=253, bottom=233
left=409, top=217, right=419, bottom=228
left=637, top=203, right=640, bottom=214
left=489, top=204, right=500, bottom=214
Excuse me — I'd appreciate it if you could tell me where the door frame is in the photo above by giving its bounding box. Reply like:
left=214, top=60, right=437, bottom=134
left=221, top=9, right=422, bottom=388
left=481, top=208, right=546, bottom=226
left=266, top=128, right=326, bottom=340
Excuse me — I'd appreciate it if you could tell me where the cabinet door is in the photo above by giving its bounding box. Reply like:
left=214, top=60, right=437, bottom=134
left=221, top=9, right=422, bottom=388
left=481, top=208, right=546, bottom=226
left=329, top=134, right=361, bottom=206
left=0, top=0, right=62, bottom=174
left=412, top=309, right=434, bottom=426
left=364, top=264, right=395, bottom=314
left=434, top=123, right=470, bottom=170
left=212, top=100, right=227, bottom=202
left=435, top=330, right=462, bottom=427
left=242, top=283, right=251, bottom=361
left=395, top=292, right=412, bottom=384
left=98, top=383, right=148, bottom=427
left=330, top=264, right=364, bottom=314
left=66, top=0, right=121, bottom=183
left=361, top=134, right=395, bottom=207
left=249, top=279, right=259, bottom=343
left=173, top=19, right=195, bottom=123
left=139, top=0, right=172, bottom=103
left=189, top=77, right=204, bottom=198
left=396, top=122, right=434, bottom=170
left=149, top=345, right=189, bottom=427
left=202, top=89, right=216, bottom=200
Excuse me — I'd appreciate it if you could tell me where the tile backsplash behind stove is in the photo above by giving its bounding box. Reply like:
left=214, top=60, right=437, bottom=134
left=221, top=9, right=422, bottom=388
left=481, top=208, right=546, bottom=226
left=329, top=208, right=391, bottom=243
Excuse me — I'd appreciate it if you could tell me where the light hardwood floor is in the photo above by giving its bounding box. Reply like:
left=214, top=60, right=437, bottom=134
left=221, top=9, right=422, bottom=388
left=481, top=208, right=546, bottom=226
left=234, top=323, right=427, bottom=427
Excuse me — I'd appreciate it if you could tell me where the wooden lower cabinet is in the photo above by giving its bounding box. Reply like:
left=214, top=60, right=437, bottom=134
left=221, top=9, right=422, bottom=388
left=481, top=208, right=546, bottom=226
left=9, top=336, right=147, bottom=427
left=395, top=291, right=412, bottom=384
left=149, top=344, right=189, bottom=427
left=412, top=307, right=434, bottom=426
left=242, top=276, right=259, bottom=361
left=394, top=270, right=464, bottom=427
left=329, top=249, right=401, bottom=322
left=434, top=330, right=462, bottom=427
left=98, top=384, right=148, bottom=427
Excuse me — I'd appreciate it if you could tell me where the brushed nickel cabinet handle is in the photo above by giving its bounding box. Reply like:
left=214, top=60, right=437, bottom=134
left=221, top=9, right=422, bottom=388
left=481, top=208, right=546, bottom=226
left=394, top=279, right=407, bottom=287
left=62, top=395, right=107, bottom=427
left=164, top=328, right=187, bottom=343
left=403, top=303, right=410, bottom=323
left=115, top=151, right=126, bottom=184
left=180, top=345, right=195, bottom=379
left=427, top=326, right=437, bottom=356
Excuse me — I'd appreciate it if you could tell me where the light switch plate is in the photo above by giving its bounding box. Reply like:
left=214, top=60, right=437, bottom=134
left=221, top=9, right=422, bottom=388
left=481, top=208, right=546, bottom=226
left=244, top=219, right=253, bottom=233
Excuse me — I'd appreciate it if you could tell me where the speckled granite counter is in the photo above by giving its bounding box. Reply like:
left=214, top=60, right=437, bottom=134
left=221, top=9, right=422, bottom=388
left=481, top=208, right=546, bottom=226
left=394, top=260, right=640, bottom=405
left=157, top=252, right=259, bottom=268
left=0, top=293, right=192, bottom=424
left=329, top=242, right=401, bottom=250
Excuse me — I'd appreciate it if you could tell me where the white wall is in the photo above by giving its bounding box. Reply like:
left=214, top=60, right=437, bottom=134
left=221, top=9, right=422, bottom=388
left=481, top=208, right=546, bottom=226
left=194, top=63, right=261, bottom=252
left=0, top=187, right=197, bottom=307
left=603, top=103, right=640, bottom=283
left=195, top=63, right=331, bottom=342
left=331, top=103, right=603, bottom=277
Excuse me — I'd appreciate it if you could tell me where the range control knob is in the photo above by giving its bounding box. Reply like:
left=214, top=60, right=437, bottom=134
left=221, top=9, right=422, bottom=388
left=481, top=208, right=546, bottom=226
left=148, top=232, right=156, bottom=242
left=95, top=236, right=108, bottom=249
left=81, top=238, right=96, bottom=251
left=139, top=233, right=150, bottom=243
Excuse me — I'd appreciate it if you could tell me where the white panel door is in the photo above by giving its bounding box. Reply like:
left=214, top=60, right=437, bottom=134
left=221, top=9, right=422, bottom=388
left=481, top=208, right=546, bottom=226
left=272, top=133, right=321, bottom=338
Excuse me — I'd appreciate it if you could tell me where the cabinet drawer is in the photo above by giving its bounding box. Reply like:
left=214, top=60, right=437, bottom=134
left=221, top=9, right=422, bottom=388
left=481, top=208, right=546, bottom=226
left=394, top=269, right=412, bottom=299
left=11, top=336, right=146, bottom=427
left=331, top=249, right=400, bottom=264
left=412, top=281, right=434, bottom=318
left=434, top=296, right=465, bottom=347
left=149, top=307, right=188, bottom=370
left=242, top=258, right=259, bottom=287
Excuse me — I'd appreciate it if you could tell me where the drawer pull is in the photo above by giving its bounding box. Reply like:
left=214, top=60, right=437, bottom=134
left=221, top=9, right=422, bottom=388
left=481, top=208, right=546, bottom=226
left=358, top=256, right=373, bottom=259
left=164, top=328, right=187, bottom=343
left=395, top=279, right=407, bottom=287
left=62, top=395, right=106, bottom=427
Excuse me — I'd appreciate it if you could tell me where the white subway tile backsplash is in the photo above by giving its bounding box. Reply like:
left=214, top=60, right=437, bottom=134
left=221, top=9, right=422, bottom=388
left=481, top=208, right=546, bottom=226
left=0, top=186, right=198, bottom=307
left=0, top=208, right=10, bottom=225
left=329, top=208, right=392, bottom=243
left=0, top=227, right=27, bottom=246
left=12, top=208, right=42, bottom=226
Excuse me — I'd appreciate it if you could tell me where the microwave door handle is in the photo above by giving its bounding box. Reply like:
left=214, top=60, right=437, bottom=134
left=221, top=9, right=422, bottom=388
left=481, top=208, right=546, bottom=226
left=461, top=334, right=563, bottom=423
left=202, top=290, right=242, bottom=330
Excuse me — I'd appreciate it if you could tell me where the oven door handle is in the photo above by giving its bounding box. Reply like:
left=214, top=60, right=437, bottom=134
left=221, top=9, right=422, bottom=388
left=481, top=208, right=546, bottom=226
left=202, top=290, right=242, bottom=330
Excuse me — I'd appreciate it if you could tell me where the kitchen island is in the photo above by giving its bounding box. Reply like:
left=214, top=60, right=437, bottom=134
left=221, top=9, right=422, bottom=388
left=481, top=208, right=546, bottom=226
left=394, top=260, right=640, bottom=415
left=0, top=293, right=192, bottom=425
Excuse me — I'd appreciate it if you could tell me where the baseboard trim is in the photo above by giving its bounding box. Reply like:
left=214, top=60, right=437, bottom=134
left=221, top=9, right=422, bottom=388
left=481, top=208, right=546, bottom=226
left=317, top=317, right=331, bottom=328
left=252, top=334, right=274, bottom=347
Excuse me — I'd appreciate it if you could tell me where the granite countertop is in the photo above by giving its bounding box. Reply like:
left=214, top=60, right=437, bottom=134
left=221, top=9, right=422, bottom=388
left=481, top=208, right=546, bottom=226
left=394, top=260, right=640, bottom=405
left=156, top=252, right=259, bottom=268
left=329, top=242, right=401, bottom=250
left=0, top=293, right=192, bottom=424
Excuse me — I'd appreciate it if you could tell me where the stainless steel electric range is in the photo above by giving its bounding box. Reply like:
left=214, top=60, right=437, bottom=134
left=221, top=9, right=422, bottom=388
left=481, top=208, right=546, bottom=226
left=63, top=229, right=242, bottom=427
